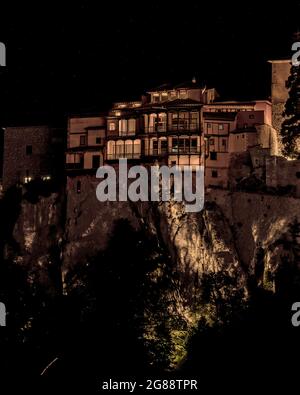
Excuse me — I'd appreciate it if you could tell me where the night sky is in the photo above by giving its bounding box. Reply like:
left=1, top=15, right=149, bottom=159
left=0, top=1, right=299, bottom=124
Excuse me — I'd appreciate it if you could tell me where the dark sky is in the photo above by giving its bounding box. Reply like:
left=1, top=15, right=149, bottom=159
left=0, top=1, right=299, bottom=124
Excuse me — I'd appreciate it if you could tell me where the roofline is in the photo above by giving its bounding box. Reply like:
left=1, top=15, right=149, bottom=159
left=268, top=59, right=291, bottom=64
left=68, top=112, right=107, bottom=119
left=208, top=99, right=272, bottom=105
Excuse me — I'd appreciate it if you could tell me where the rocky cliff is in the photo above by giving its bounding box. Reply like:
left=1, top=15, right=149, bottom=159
left=1, top=178, right=300, bottom=376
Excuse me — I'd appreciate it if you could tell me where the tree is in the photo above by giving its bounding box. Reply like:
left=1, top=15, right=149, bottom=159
left=281, top=63, right=300, bottom=158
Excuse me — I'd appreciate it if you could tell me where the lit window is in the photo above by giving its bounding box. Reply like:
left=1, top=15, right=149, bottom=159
left=128, top=119, right=136, bottom=133
left=169, top=91, right=177, bottom=100
left=24, top=176, right=32, bottom=183
left=109, top=123, right=116, bottom=131
left=153, top=94, right=160, bottom=103
left=207, top=123, right=211, bottom=128
left=179, top=89, right=187, bottom=98
left=161, top=92, right=168, bottom=102
left=218, top=124, right=224, bottom=130
left=119, top=119, right=127, bottom=134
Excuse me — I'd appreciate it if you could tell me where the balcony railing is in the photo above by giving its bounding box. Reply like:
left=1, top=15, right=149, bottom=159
left=106, top=124, right=201, bottom=139
left=170, top=146, right=201, bottom=154
left=106, top=153, right=141, bottom=160
left=143, top=148, right=168, bottom=156
left=107, top=131, right=137, bottom=138
left=144, top=147, right=201, bottom=156
left=144, top=123, right=200, bottom=133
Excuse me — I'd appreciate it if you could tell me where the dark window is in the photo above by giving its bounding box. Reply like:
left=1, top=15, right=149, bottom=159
left=171, top=161, right=176, bottom=166
left=222, top=139, right=226, bottom=146
left=244, top=123, right=248, bottom=129
left=77, top=180, right=81, bottom=193
left=161, top=140, right=168, bottom=151
left=296, top=172, right=300, bottom=179
left=210, top=151, right=217, bottom=160
left=172, top=138, right=178, bottom=152
left=153, top=140, right=158, bottom=149
left=209, top=138, right=214, bottom=145
left=92, top=155, right=101, bottom=169
left=96, top=137, right=101, bottom=144
left=80, top=135, right=86, bottom=146
left=249, top=114, right=255, bottom=119
left=26, top=145, right=32, bottom=155
left=207, top=123, right=211, bottom=128
left=191, top=139, right=197, bottom=148
left=212, top=170, right=218, bottom=178
left=179, top=139, right=185, bottom=151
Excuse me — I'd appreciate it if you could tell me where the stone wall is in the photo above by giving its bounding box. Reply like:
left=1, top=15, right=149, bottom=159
left=3, top=126, right=65, bottom=190
left=266, top=156, right=300, bottom=196
left=207, top=189, right=300, bottom=269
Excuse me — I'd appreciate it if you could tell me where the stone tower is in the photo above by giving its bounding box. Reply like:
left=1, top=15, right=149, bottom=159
left=268, top=59, right=290, bottom=131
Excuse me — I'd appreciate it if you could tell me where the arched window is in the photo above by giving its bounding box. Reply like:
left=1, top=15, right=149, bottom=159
left=116, top=140, right=124, bottom=158
left=107, top=141, right=116, bottom=159
left=133, top=139, right=141, bottom=158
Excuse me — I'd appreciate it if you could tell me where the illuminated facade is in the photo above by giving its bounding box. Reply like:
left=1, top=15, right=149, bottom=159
left=66, top=115, right=106, bottom=174
left=106, top=81, right=218, bottom=169
left=65, top=82, right=275, bottom=190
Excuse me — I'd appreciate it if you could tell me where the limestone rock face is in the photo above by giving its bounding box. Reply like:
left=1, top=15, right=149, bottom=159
left=256, top=124, right=279, bottom=156
left=4, top=178, right=300, bottom=321
left=4, top=192, right=64, bottom=296
left=62, top=177, right=246, bottom=311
